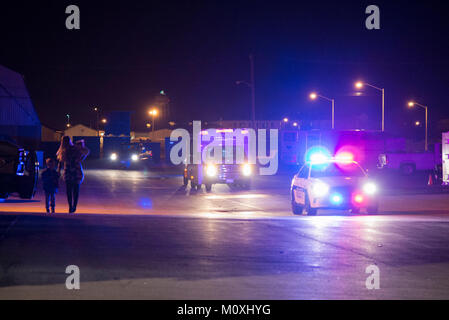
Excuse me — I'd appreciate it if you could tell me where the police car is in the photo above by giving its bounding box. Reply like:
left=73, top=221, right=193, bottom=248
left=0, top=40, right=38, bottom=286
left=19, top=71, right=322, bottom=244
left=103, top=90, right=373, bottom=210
left=290, top=153, right=379, bottom=215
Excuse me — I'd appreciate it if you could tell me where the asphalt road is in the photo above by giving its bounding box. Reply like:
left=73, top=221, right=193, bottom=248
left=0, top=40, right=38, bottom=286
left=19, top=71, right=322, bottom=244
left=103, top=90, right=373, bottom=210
left=1, top=168, right=449, bottom=299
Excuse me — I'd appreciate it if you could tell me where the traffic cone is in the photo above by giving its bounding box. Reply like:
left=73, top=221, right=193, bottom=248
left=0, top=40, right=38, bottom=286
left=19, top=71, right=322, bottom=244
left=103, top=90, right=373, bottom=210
left=428, top=173, right=433, bottom=186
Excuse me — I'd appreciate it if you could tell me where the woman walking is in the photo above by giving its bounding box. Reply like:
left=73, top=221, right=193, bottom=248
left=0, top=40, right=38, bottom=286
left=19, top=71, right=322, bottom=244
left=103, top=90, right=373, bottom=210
left=57, top=136, right=90, bottom=213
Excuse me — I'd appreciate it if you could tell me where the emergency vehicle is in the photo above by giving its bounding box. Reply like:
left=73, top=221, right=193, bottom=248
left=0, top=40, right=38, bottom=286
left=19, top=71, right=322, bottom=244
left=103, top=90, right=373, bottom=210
left=183, top=129, right=253, bottom=191
left=291, top=150, right=379, bottom=215
left=0, top=139, right=39, bottom=199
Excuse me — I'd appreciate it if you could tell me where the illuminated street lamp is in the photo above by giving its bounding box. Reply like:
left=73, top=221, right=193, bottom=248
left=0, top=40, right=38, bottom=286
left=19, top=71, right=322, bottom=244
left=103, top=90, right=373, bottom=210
left=93, top=107, right=100, bottom=136
left=354, top=81, right=385, bottom=132
left=148, top=108, right=158, bottom=133
left=283, top=117, right=289, bottom=123
left=66, top=114, right=70, bottom=128
left=309, top=92, right=335, bottom=129
left=408, top=101, right=429, bottom=151
left=101, top=118, right=107, bottom=124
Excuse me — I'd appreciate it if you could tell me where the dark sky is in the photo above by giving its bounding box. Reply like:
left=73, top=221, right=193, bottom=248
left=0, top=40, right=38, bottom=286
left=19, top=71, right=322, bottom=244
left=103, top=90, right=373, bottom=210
left=1, top=0, right=448, bottom=136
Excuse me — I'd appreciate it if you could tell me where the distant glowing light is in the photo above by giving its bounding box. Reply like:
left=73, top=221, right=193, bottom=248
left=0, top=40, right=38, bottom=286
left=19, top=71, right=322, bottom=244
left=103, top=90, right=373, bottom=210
left=139, top=197, right=153, bottom=209
left=408, top=101, right=415, bottom=107
left=283, top=118, right=289, bottom=123
left=293, top=122, right=298, bottom=127
left=415, top=121, right=420, bottom=126
left=110, top=153, right=118, bottom=161
left=131, top=154, right=139, bottom=161
left=309, top=92, right=317, bottom=100
left=355, top=81, right=363, bottom=89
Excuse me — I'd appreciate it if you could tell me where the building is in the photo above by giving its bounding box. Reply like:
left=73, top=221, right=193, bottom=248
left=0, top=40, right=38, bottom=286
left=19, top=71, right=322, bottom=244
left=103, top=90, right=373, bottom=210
left=0, top=64, right=41, bottom=148
left=41, top=124, right=63, bottom=142
left=64, top=124, right=98, bottom=139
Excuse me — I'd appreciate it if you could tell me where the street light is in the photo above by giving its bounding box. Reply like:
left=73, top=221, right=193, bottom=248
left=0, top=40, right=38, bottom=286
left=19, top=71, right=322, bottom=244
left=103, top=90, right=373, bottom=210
left=354, top=81, right=385, bottom=132
left=309, top=92, right=335, bottom=129
left=148, top=108, right=158, bottom=133
left=101, top=118, right=107, bottom=124
left=283, top=117, right=289, bottom=123
left=93, top=107, right=101, bottom=136
left=66, top=114, right=70, bottom=128
left=236, top=54, right=256, bottom=128
left=408, top=101, right=429, bottom=151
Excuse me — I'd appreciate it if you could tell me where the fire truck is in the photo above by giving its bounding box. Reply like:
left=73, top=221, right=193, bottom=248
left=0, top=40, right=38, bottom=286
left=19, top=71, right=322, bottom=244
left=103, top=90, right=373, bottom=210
left=183, top=129, right=254, bottom=191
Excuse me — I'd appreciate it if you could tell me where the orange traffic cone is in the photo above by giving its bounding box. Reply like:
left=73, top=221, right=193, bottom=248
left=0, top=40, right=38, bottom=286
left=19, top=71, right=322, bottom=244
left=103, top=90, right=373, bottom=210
left=428, top=173, right=433, bottom=186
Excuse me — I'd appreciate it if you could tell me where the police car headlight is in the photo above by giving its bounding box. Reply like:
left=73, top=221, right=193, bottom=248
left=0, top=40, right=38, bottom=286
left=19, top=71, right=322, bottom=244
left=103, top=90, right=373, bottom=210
left=242, top=164, right=252, bottom=176
left=363, top=182, right=377, bottom=195
left=206, top=164, right=217, bottom=177
left=131, top=154, right=139, bottom=161
left=312, top=182, right=329, bottom=197
left=110, top=153, right=118, bottom=161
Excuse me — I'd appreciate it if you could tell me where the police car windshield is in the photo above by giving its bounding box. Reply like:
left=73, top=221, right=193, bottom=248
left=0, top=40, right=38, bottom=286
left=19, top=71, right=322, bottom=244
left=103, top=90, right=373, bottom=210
left=310, top=162, right=365, bottom=178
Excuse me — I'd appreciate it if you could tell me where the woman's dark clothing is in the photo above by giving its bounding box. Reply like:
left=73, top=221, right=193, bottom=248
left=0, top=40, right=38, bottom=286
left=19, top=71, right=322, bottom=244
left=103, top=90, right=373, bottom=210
left=58, top=144, right=89, bottom=212
left=66, top=181, right=80, bottom=212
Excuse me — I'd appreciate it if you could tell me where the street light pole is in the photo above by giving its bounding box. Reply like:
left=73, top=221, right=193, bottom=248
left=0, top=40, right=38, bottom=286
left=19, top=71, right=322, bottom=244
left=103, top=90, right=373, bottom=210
left=309, top=92, right=335, bottom=129
left=408, top=101, right=429, bottom=151
left=249, top=54, right=256, bottom=128
left=236, top=54, right=256, bottom=129
left=331, top=99, right=335, bottom=130
left=355, top=82, right=385, bottom=132
left=94, top=107, right=99, bottom=136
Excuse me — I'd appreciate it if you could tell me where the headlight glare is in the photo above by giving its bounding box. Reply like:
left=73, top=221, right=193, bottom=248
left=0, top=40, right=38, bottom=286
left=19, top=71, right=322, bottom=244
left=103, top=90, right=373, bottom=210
left=242, top=164, right=252, bottom=176
left=110, top=153, right=118, bottom=161
left=206, top=164, right=217, bottom=177
left=363, top=182, right=377, bottom=195
left=312, top=182, right=329, bottom=197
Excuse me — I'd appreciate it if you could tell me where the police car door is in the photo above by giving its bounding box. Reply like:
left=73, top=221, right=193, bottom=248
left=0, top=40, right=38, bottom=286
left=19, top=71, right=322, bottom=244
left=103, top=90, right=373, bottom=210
left=293, top=165, right=309, bottom=205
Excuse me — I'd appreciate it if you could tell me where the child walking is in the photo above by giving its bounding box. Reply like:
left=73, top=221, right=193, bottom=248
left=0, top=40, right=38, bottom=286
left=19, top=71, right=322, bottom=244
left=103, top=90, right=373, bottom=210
left=41, top=158, right=59, bottom=213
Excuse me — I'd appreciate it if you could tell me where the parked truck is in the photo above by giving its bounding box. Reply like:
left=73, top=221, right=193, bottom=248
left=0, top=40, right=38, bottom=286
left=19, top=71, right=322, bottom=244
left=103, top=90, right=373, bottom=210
left=0, top=139, right=39, bottom=199
left=378, top=143, right=441, bottom=175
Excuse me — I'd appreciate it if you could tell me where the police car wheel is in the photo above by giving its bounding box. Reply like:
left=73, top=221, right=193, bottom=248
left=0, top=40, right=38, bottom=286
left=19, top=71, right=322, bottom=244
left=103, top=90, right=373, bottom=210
left=305, top=195, right=317, bottom=216
left=291, top=193, right=303, bottom=215
left=205, top=184, right=212, bottom=192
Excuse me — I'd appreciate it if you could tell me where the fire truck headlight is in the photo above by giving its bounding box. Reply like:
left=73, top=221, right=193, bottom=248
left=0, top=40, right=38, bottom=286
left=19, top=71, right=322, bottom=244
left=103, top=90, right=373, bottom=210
left=131, top=154, right=139, bottom=161
left=110, top=153, right=118, bottom=161
left=206, top=165, right=217, bottom=177
left=363, top=182, right=377, bottom=195
left=242, top=164, right=252, bottom=176
left=312, top=181, right=329, bottom=197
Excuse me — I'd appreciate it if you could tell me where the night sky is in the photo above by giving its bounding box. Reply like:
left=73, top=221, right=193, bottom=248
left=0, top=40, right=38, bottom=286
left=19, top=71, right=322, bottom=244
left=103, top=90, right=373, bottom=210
left=1, top=0, right=448, bottom=136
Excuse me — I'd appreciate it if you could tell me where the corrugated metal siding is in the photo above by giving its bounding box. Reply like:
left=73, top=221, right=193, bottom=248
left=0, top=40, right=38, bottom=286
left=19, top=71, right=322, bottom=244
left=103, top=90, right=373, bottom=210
left=0, top=65, right=40, bottom=126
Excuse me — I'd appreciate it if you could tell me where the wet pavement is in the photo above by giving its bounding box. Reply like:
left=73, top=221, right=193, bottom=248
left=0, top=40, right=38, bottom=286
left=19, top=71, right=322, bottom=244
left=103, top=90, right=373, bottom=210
left=1, top=169, right=449, bottom=299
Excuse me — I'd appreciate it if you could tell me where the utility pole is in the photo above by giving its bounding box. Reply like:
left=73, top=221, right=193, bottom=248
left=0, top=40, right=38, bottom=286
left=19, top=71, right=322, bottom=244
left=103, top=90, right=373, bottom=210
left=249, top=54, right=256, bottom=128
